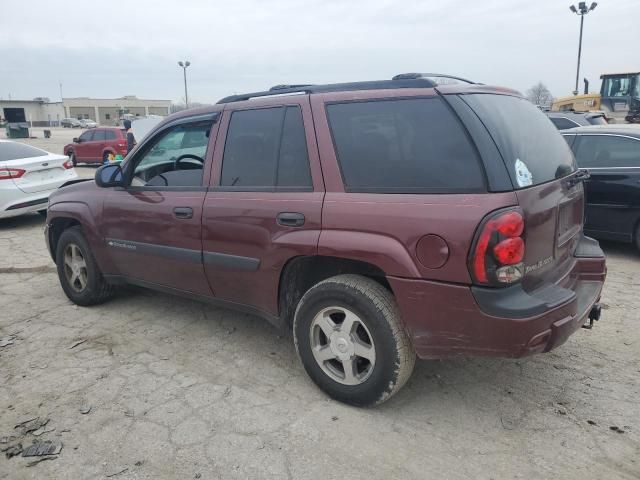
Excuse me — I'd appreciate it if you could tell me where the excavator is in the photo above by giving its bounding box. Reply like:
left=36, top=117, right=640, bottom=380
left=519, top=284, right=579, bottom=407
left=551, top=72, right=640, bottom=123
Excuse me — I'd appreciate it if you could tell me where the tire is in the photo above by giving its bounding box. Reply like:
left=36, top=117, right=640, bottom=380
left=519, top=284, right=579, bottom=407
left=68, top=151, right=77, bottom=167
left=293, top=274, right=415, bottom=406
left=55, top=226, right=114, bottom=306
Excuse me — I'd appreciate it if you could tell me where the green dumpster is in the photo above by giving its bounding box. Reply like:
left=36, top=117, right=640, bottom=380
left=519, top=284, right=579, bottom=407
left=6, top=122, right=30, bottom=139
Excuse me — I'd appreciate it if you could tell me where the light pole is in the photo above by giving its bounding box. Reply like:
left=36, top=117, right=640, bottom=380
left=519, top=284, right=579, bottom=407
left=178, top=61, right=191, bottom=108
left=569, top=2, right=597, bottom=95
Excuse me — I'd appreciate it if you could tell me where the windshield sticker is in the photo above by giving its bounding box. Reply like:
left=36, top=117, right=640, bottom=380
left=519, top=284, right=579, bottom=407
left=515, top=158, right=533, bottom=187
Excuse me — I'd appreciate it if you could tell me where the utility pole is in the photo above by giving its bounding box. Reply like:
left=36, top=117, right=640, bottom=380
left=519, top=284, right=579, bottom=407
left=569, top=2, right=597, bottom=95
left=178, top=61, right=191, bottom=108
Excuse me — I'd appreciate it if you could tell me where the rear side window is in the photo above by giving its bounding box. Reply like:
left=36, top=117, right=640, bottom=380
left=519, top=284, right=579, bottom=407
left=221, top=106, right=312, bottom=188
left=0, top=142, right=47, bottom=161
left=105, top=130, right=117, bottom=140
left=549, top=117, right=580, bottom=130
left=463, top=94, right=576, bottom=188
left=92, top=130, right=106, bottom=141
left=587, top=115, right=607, bottom=125
left=326, top=98, right=484, bottom=193
left=574, top=135, right=640, bottom=168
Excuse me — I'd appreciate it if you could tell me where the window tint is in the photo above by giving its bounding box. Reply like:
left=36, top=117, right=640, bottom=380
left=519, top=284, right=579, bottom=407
left=574, top=135, right=640, bottom=168
left=326, top=98, right=484, bottom=192
left=587, top=115, right=607, bottom=125
left=79, top=131, right=93, bottom=142
left=464, top=94, right=576, bottom=188
left=221, top=106, right=311, bottom=188
left=0, top=142, right=47, bottom=161
left=130, top=122, right=212, bottom=187
left=105, top=130, right=117, bottom=140
left=92, top=130, right=106, bottom=141
left=550, top=117, right=580, bottom=130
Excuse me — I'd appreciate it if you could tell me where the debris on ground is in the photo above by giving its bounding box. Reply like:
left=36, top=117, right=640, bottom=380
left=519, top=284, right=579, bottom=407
left=32, top=426, right=55, bottom=436
left=609, top=426, right=625, bottom=434
left=2, top=443, right=23, bottom=458
left=124, top=410, right=134, bottom=417
left=69, top=339, right=87, bottom=349
left=79, top=405, right=92, bottom=415
left=587, top=420, right=597, bottom=426
left=0, top=435, right=17, bottom=444
left=26, top=456, right=57, bottom=467
left=14, top=417, right=49, bottom=436
left=195, top=473, right=202, bottom=479
left=106, top=467, right=129, bottom=477
left=22, top=441, right=63, bottom=457
left=0, top=336, right=15, bottom=347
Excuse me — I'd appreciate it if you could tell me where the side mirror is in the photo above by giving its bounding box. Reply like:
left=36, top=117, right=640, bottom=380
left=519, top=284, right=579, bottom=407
left=73, top=137, right=80, bottom=143
left=95, top=164, right=124, bottom=188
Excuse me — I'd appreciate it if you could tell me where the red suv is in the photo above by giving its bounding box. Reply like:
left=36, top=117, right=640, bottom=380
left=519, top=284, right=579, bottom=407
left=64, top=127, right=127, bottom=165
left=45, top=74, right=606, bottom=406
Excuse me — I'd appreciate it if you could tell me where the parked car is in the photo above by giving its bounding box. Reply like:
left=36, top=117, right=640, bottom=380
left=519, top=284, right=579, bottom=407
left=0, top=140, right=76, bottom=219
left=61, top=118, right=82, bottom=128
left=546, top=111, right=607, bottom=130
left=45, top=75, right=606, bottom=406
left=63, top=127, right=128, bottom=165
left=562, top=125, right=640, bottom=249
left=78, top=119, right=98, bottom=129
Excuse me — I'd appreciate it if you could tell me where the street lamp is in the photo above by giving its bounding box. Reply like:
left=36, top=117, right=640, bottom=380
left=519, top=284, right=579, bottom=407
left=569, top=2, right=597, bottom=95
left=178, top=60, right=191, bottom=108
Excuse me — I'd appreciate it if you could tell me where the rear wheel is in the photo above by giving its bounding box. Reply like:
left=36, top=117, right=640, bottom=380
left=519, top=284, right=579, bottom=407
left=293, top=274, right=415, bottom=406
left=55, top=226, right=114, bottom=305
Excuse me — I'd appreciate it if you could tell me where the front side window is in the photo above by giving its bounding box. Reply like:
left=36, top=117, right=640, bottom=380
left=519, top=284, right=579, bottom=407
left=575, top=135, right=640, bottom=168
left=221, top=106, right=311, bottom=188
left=130, top=121, right=212, bottom=187
left=326, top=98, right=484, bottom=192
left=79, top=131, right=93, bottom=142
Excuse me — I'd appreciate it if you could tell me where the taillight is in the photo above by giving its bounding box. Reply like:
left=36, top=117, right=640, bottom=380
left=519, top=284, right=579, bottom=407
left=470, top=209, right=525, bottom=286
left=0, top=168, right=26, bottom=180
left=63, top=159, right=74, bottom=169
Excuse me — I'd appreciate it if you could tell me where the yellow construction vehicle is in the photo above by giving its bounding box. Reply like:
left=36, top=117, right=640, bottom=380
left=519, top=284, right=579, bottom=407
left=551, top=72, right=640, bottom=123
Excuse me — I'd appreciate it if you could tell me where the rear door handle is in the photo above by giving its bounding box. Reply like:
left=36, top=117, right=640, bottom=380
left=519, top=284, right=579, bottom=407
left=277, top=212, right=305, bottom=227
left=174, top=207, right=193, bottom=219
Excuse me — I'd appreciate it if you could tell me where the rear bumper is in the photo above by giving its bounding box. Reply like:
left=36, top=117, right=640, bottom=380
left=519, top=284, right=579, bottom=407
left=388, top=235, right=606, bottom=359
left=0, top=190, right=52, bottom=219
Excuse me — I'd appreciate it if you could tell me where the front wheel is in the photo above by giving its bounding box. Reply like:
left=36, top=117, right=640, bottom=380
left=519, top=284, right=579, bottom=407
left=55, top=226, right=114, bottom=306
left=293, top=274, right=415, bottom=406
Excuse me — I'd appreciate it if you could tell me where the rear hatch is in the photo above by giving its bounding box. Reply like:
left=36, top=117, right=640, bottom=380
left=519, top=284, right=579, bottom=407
left=461, top=93, right=584, bottom=291
left=0, top=142, right=73, bottom=194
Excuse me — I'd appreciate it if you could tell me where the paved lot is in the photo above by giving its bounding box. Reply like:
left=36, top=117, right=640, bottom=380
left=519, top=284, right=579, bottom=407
left=1, top=132, right=639, bottom=479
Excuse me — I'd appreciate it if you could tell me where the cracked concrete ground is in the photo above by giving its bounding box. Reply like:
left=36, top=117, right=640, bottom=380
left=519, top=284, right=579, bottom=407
left=1, top=189, right=640, bottom=478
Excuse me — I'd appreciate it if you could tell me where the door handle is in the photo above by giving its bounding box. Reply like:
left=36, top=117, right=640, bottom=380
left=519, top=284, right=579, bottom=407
left=277, top=212, right=305, bottom=227
left=174, top=207, right=193, bottom=219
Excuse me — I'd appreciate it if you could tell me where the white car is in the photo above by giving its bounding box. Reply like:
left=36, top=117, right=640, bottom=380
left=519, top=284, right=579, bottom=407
left=0, top=140, right=77, bottom=219
left=79, top=119, right=97, bottom=128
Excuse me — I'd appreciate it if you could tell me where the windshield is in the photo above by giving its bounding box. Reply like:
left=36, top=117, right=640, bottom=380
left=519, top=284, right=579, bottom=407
left=462, top=94, right=576, bottom=189
left=602, top=74, right=640, bottom=98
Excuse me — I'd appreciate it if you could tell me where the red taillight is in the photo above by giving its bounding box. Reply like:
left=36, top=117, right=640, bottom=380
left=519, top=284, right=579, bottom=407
left=470, top=209, right=525, bottom=285
left=0, top=168, right=26, bottom=180
left=63, top=159, right=74, bottom=169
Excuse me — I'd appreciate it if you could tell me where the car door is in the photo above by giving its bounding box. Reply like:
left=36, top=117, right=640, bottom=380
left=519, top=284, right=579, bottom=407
left=75, top=130, right=94, bottom=162
left=572, top=133, right=640, bottom=242
left=99, top=112, right=221, bottom=295
left=202, top=98, right=324, bottom=317
left=90, top=129, right=107, bottom=162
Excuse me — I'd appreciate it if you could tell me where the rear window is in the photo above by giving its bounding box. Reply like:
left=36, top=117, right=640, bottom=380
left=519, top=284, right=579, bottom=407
left=326, top=98, right=484, bottom=193
left=463, top=94, right=576, bottom=188
left=0, top=142, right=47, bottom=161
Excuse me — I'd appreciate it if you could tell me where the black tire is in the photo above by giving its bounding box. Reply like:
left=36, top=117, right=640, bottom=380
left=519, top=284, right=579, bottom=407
left=293, top=274, right=415, bottom=406
left=55, top=226, right=114, bottom=306
left=68, top=151, right=77, bottom=167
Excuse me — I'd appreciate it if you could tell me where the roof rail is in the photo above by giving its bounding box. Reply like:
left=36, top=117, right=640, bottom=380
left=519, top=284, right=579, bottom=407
left=392, top=72, right=476, bottom=84
left=217, top=78, right=437, bottom=104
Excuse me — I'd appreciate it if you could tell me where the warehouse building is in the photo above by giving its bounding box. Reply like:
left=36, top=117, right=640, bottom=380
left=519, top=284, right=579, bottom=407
left=1, top=96, right=171, bottom=127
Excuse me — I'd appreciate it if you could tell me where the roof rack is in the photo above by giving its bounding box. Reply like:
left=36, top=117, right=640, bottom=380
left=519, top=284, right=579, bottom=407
left=216, top=78, right=437, bottom=104
left=392, top=72, right=476, bottom=84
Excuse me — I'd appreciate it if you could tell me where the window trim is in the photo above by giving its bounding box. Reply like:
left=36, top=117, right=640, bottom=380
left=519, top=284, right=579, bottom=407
left=218, top=105, right=313, bottom=191
left=121, top=112, right=219, bottom=190
left=324, top=96, right=488, bottom=194
left=568, top=133, right=640, bottom=169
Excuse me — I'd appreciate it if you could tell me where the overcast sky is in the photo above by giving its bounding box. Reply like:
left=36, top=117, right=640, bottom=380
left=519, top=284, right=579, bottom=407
left=0, top=0, right=637, bottom=104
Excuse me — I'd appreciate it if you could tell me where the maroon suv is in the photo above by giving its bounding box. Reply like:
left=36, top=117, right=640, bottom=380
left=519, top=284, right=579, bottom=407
left=45, top=74, right=606, bottom=406
left=63, top=127, right=128, bottom=165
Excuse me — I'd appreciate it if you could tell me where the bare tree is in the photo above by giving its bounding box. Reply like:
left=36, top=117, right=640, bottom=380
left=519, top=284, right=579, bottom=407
left=526, top=82, right=554, bottom=108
